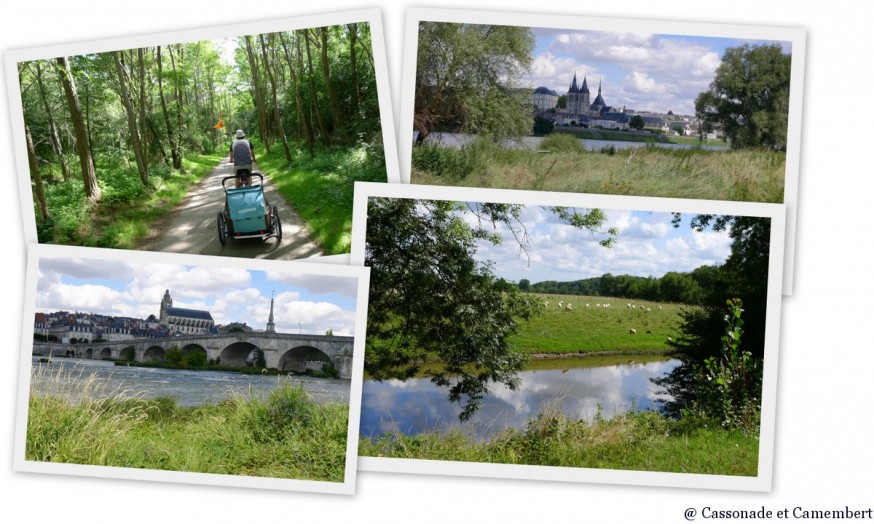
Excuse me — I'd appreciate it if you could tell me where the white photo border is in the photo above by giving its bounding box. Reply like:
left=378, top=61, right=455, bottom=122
left=398, top=7, right=804, bottom=295
left=351, top=181, right=785, bottom=492
left=6, top=8, right=401, bottom=260
left=14, top=243, right=370, bottom=495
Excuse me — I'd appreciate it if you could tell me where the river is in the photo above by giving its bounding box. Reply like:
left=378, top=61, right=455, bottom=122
left=360, top=356, right=679, bottom=441
left=30, top=356, right=350, bottom=406
left=420, top=132, right=729, bottom=152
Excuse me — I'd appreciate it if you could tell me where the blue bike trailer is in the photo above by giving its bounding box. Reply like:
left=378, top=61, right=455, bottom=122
left=226, top=185, right=268, bottom=235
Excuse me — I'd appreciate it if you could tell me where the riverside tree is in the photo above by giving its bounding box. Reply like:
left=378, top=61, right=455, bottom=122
left=655, top=214, right=771, bottom=426
left=414, top=22, right=534, bottom=143
left=364, top=198, right=615, bottom=420
left=694, top=44, right=791, bottom=151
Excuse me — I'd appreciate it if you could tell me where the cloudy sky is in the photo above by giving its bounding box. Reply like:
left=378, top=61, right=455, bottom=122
left=464, top=204, right=734, bottom=283
left=36, top=258, right=359, bottom=336
left=521, top=27, right=791, bottom=115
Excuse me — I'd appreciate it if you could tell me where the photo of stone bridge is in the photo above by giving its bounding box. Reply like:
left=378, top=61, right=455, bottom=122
left=33, top=332, right=355, bottom=379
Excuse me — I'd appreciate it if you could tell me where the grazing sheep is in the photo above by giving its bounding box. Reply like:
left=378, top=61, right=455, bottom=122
left=627, top=303, right=632, bottom=309
left=566, top=303, right=573, bottom=311
left=604, top=303, right=610, bottom=308
left=558, top=301, right=564, bottom=309
left=585, top=303, right=590, bottom=308
left=596, top=303, right=601, bottom=308
left=658, top=305, right=663, bottom=310
left=544, top=301, right=549, bottom=308
left=631, top=304, right=636, bottom=309
left=629, top=328, right=637, bottom=334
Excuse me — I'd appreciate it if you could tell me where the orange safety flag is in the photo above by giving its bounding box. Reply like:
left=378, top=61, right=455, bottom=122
left=213, top=113, right=224, bottom=129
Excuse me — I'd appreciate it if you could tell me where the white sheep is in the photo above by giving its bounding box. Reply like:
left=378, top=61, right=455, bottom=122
left=627, top=303, right=632, bottom=309
left=629, top=328, right=637, bottom=334
left=658, top=305, right=663, bottom=310
left=566, top=303, right=573, bottom=311
left=604, top=303, right=610, bottom=308
left=631, top=304, right=636, bottom=309
left=558, top=301, right=564, bottom=309
left=585, top=303, right=590, bottom=308
left=596, top=303, right=601, bottom=308
left=544, top=301, right=549, bottom=308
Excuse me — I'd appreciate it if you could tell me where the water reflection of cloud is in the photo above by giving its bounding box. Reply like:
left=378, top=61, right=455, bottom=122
left=360, top=360, right=679, bottom=440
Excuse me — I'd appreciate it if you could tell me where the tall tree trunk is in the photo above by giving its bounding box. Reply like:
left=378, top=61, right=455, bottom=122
left=260, top=34, right=291, bottom=161
left=244, top=35, right=270, bottom=152
left=25, top=122, right=50, bottom=222
left=280, top=32, right=314, bottom=157
left=33, top=61, right=71, bottom=181
left=55, top=56, right=100, bottom=202
left=319, top=27, right=343, bottom=138
left=156, top=46, right=182, bottom=170
left=146, top=116, right=170, bottom=167
left=167, top=45, right=185, bottom=165
left=348, top=24, right=361, bottom=113
left=112, top=52, right=149, bottom=186
left=136, top=48, right=149, bottom=172
left=303, top=29, right=330, bottom=146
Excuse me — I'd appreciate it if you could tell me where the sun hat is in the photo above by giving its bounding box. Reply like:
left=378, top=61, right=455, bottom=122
left=235, top=129, right=245, bottom=138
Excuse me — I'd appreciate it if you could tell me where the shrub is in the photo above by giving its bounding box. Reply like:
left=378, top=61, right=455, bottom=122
left=540, top=133, right=583, bottom=153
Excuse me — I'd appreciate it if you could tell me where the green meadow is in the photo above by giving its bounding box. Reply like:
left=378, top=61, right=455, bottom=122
left=411, top=138, right=785, bottom=204
left=511, top=293, right=686, bottom=356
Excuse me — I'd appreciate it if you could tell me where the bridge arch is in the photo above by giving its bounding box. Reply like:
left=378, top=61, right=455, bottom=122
left=219, top=341, right=260, bottom=368
left=83, top=348, right=93, bottom=359
left=278, top=345, right=332, bottom=373
left=143, top=346, right=166, bottom=362
left=181, top=344, right=208, bottom=366
left=99, top=347, right=112, bottom=360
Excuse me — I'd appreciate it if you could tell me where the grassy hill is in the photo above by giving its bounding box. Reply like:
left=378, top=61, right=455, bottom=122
left=510, top=293, right=690, bottom=355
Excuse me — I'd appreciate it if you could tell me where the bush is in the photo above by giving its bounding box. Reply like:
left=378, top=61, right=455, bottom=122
left=532, top=116, right=554, bottom=136
left=540, top=133, right=583, bottom=153
left=686, top=299, right=762, bottom=433
left=411, top=138, right=496, bottom=179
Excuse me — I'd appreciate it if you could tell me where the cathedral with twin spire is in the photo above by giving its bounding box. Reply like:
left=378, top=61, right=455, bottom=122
left=566, top=72, right=610, bottom=117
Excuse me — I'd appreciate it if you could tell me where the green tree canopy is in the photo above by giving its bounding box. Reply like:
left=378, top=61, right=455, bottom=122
left=629, top=114, right=645, bottom=130
left=414, top=23, right=534, bottom=141
left=364, top=198, right=614, bottom=420
left=655, top=214, right=771, bottom=419
left=694, top=44, right=791, bottom=151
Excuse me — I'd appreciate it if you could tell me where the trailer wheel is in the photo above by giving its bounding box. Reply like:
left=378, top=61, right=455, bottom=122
left=272, top=205, right=282, bottom=243
left=217, top=212, right=228, bottom=246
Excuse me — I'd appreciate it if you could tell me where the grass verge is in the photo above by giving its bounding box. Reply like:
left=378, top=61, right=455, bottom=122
left=40, top=152, right=223, bottom=248
left=359, top=407, right=759, bottom=476
left=255, top=139, right=387, bottom=255
left=411, top=138, right=785, bottom=203
left=26, top=365, right=350, bottom=482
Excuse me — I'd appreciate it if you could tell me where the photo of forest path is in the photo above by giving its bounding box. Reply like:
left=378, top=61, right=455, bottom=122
left=139, top=156, right=320, bottom=259
left=19, top=22, right=388, bottom=257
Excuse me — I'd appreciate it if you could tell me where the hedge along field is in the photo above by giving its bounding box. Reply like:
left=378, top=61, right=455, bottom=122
left=509, top=293, right=688, bottom=355
left=411, top=139, right=785, bottom=204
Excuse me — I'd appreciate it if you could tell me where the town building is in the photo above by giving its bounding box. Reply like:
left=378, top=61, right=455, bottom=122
left=159, top=289, right=215, bottom=335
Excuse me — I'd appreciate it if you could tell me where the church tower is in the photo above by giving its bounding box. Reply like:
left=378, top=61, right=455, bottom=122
left=159, top=289, right=172, bottom=324
left=266, top=293, right=276, bottom=334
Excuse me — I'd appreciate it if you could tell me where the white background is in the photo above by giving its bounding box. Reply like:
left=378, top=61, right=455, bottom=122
left=2, top=1, right=871, bottom=523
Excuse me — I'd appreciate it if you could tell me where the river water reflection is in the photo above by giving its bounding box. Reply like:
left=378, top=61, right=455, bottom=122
left=30, top=357, right=351, bottom=406
left=360, top=357, right=678, bottom=440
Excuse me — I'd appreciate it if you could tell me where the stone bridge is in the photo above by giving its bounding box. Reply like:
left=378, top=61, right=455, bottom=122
left=32, top=332, right=355, bottom=379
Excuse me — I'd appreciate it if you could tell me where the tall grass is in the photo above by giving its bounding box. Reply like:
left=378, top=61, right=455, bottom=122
left=26, top=364, right=350, bottom=482
left=412, top=141, right=785, bottom=203
left=359, top=406, right=759, bottom=476
left=256, top=139, right=387, bottom=254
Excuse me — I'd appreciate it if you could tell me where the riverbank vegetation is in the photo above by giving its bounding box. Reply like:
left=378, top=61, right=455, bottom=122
left=411, top=138, right=785, bottom=203
left=360, top=407, right=758, bottom=476
left=20, top=23, right=386, bottom=252
left=26, top=366, right=349, bottom=482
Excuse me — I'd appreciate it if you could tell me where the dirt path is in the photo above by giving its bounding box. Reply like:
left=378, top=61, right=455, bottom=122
left=139, top=158, right=323, bottom=260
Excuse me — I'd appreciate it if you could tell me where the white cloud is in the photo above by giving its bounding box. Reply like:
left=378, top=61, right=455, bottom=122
left=264, top=272, right=358, bottom=297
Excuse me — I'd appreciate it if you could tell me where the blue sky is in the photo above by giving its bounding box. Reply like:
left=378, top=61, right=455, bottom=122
left=36, top=258, right=359, bottom=336
left=464, top=205, right=733, bottom=283
left=521, top=27, right=791, bottom=115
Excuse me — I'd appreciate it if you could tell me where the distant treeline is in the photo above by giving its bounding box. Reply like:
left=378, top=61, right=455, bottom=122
left=521, top=265, right=720, bottom=305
